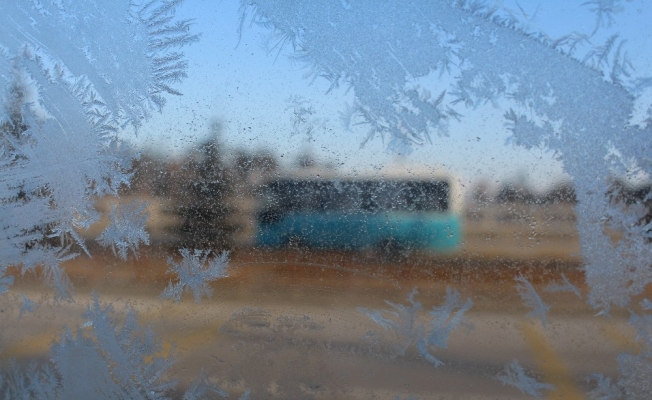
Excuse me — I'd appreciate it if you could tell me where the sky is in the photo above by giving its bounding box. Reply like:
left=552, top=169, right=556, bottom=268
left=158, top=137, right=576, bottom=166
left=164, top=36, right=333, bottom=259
left=133, top=0, right=652, bottom=192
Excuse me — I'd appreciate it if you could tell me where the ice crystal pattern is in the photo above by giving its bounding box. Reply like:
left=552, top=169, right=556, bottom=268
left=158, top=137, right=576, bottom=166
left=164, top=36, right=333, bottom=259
left=181, top=370, right=228, bottom=399
left=515, top=275, right=550, bottom=328
left=18, top=293, right=38, bottom=319
left=240, top=0, right=652, bottom=311
left=97, top=200, right=151, bottom=260
left=240, top=1, right=652, bottom=393
left=286, top=96, right=320, bottom=140
left=587, top=374, right=623, bottom=400
left=162, top=248, right=230, bottom=303
left=0, top=296, right=231, bottom=399
left=545, top=273, right=582, bottom=299
left=496, top=360, right=554, bottom=399
left=0, top=0, right=197, bottom=297
left=359, top=288, right=472, bottom=367
left=607, top=309, right=652, bottom=398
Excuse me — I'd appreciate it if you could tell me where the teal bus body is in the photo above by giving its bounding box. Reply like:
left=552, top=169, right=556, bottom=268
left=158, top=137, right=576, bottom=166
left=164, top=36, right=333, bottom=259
left=256, top=211, right=461, bottom=251
left=254, top=178, right=462, bottom=252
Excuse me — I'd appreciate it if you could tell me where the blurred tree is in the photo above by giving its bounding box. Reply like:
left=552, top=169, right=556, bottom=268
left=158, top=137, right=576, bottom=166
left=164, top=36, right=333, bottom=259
left=470, top=181, right=492, bottom=204
left=543, top=182, right=577, bottom=204
left=294, top=152, right=316, bottom=169
left=0, top=82, right=27, bottom=140
left=175, top=121, right=235, bottom=250
left=495, top=183, right=536, bottom=204
left=607, top=179, right=652, bottom=242
left=1, top=83, right=28, bottom=204
left=128, top=153, right=172, bottom=197
left=232, top=149, right=279, bottom=180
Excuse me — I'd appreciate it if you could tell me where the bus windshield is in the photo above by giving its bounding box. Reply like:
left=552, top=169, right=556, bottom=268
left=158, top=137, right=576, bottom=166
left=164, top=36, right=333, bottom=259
left=260, top=179, right=450, bottom=214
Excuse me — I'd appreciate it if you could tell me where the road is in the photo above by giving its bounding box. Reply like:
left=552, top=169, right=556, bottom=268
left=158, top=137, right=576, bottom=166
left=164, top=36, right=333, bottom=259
left=0, top=249, right=636, bottom=399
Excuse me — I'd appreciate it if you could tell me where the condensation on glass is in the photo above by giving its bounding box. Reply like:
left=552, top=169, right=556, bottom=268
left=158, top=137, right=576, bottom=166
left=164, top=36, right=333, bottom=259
left=1, top=1, right=651, bottom=399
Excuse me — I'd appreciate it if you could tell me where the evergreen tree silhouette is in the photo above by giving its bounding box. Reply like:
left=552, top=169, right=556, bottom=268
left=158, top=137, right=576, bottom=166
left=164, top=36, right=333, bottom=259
left=176, top=122, right=234, bottom=250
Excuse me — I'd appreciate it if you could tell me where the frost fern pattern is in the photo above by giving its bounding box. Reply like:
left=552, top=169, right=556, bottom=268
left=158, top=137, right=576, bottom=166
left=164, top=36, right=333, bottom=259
left=0, top=296, right=231, bottom=399
left=240, top=0, right=652, bottom=310
left=0, top=0, right=197, bottom=296
left=359, top=288, right=472, bottom=367
left=162, top=248, right=230, bottom=303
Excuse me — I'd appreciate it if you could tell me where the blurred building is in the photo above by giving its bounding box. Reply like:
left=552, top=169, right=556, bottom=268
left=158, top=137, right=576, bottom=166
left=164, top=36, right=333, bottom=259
left=463, top=182, right=580, bottom=260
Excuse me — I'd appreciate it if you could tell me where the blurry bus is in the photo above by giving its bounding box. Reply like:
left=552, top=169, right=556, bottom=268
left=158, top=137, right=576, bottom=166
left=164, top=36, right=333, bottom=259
left=254, top=169, right=462, bottom=254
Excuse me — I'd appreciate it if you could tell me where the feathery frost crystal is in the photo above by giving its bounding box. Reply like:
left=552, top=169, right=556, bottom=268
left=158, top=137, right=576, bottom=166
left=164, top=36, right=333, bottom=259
left=2, top=0, right=652, bottom=397
left=162, top=248, right=230, bottom=303
left=0, top=0, right=197, bottom=297
left=359, top=288, right=472, bottom=367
